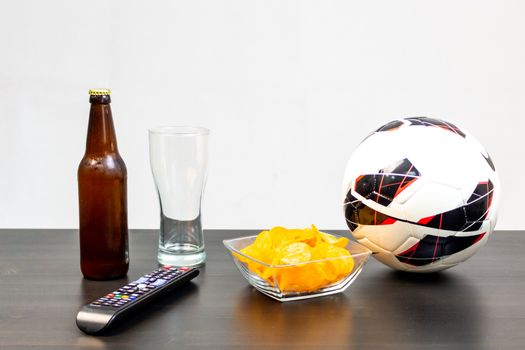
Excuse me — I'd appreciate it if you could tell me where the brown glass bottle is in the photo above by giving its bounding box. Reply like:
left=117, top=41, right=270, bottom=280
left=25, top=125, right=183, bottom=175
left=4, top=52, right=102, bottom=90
left=78, top=89, right=129, bottom=280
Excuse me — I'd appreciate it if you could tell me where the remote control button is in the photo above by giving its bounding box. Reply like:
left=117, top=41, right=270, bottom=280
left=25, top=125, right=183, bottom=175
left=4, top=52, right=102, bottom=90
left=151, top=279, right=168, bottom=287
left=134, top=277, right=149, bottom=284
left=148, top=278, right=157, bottom=283
left=137, top=283, right=148, bottom=290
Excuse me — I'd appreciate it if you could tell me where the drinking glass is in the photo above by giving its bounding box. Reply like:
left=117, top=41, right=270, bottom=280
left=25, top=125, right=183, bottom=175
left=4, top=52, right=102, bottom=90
left=149, top=126, right=209, bottom=266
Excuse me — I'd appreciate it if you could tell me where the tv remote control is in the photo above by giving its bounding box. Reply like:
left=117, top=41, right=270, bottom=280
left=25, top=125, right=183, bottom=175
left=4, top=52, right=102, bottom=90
left=76, top=265, right=199, bottom=335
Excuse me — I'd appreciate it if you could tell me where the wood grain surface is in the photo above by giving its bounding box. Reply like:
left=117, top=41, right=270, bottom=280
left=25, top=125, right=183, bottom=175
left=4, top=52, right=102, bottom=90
left=0, top=229, right=524, bottom=349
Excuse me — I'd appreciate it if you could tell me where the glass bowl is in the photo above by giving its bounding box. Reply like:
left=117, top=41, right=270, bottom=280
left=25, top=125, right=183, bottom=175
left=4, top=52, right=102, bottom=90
left=223, top=234, right=372, bottom=302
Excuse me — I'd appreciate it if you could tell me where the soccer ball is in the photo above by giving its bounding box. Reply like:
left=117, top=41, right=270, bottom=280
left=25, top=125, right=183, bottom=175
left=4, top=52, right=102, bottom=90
left=342, top=117, right=499, bottom=272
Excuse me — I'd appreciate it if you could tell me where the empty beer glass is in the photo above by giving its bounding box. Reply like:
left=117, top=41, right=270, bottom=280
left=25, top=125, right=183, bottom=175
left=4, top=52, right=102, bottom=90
left=149, top=126, right=209, bottom=266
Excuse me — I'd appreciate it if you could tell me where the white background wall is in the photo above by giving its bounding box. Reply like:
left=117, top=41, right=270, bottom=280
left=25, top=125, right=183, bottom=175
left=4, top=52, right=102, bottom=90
left=0, top=1, right=523, bottom=230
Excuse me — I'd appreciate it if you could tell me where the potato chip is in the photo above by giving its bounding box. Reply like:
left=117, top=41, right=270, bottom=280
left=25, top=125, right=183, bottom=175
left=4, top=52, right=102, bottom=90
left=239, top=225, right=355, bottom=293
left=279, top=264, right=326, bottom=292
left=273, top=242, right=312, bottom=265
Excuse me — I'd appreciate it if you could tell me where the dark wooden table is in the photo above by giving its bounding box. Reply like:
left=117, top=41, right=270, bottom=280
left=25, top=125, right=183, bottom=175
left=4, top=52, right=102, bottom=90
left=0, top=229, right=524, bottom=349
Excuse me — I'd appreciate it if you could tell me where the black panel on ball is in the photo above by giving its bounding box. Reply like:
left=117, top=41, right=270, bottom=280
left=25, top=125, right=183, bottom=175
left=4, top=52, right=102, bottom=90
left=405, top=117, right=466, bottom=138
left=396, top=232, right=486, bottom=266
left=354, top=158, right=420, bottom=207
left=344, top=191, right=396, bottom=227
left=376, top=120, right=404, bottom=132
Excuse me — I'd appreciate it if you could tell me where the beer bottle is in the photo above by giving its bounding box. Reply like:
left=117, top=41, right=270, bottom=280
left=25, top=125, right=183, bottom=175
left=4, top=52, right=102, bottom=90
left=78, top=89, right=129, bottom=280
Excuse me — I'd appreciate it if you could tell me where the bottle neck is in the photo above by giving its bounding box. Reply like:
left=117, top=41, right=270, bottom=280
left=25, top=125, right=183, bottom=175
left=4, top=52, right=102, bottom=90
left=85, top=102, right=119, bottom=155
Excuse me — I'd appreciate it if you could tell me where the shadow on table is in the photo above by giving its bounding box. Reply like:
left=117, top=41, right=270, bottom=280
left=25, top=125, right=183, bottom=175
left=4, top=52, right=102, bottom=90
left=350, top=269, right=484, bottom=349
left=232, top=287, right=353, bottom=347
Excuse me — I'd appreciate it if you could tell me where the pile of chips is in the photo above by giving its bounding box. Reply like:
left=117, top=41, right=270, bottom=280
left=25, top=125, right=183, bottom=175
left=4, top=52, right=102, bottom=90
left=237, top=225, right=354, bottom=292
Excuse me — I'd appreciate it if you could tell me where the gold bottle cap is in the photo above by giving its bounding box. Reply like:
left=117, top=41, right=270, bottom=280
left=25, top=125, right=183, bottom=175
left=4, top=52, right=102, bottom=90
left=88, top=89, right=111, bottom=96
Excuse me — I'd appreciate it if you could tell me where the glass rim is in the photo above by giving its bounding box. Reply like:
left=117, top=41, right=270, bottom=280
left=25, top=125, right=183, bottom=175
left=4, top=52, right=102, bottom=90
left=149, top=126, right=210, bottom=136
